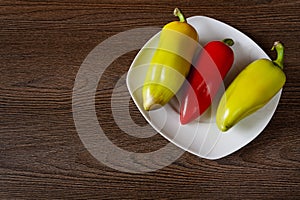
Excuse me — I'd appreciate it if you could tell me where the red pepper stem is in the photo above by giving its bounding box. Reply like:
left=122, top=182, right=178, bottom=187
left=222, top=38, right=234, bottom=46
left=271, top=41, right=284, bottom=70
left=173, top=8, right=186, bottom=22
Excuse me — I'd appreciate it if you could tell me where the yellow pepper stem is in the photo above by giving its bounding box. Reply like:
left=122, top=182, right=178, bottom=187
left=271, top=41, right=284, bottom=70
left=173, top=8, right=186, bottom=22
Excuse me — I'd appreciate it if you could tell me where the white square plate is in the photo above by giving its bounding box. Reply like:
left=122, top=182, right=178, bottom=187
left=126, top=16, right=282, bottom=159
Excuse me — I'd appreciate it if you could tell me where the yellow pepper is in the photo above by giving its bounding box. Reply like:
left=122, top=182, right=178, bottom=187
left=216, top=41, right=286, bottom=132
left=142, top=8, right=198, bottom=111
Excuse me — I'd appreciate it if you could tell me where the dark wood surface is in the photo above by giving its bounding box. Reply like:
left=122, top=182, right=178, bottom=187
left=1, top=0, right=299, bottom=199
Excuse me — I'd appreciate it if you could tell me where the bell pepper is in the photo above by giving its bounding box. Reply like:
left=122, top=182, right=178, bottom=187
left=143, top=8, right=198, bottom=111
left=180, top=39, right=235, bottom=124
left=216, top=41, right=286, bottom=132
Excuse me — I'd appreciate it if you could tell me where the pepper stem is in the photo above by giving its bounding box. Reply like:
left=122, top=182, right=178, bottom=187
left=222, top=38, right=234, bottom=46
left=271, top=41, right=284, bottom=70
left=173, top=8, right=186, bottom=22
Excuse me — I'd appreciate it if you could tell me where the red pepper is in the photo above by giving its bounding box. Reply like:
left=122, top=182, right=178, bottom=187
left=180, top=39, right=234, bottom=124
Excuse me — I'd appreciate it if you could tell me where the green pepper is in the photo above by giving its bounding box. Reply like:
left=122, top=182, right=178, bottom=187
left=142, top=8, right=198, bottom=111
left=216, top=41, right=286, bottom=132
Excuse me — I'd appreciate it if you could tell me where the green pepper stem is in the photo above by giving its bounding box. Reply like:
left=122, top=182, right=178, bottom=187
left=222, top=38, right=234, bottom=46
left=173, top=8, right=186, bottom=22
left=271, top=41, right=284, bottom=70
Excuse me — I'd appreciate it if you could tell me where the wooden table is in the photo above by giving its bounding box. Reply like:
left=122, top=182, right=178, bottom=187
left=1, top=0, right=299, bottom=199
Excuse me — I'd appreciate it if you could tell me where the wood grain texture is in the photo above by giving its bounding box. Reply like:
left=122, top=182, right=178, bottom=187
left=1, top=0, right=299, bottom=199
